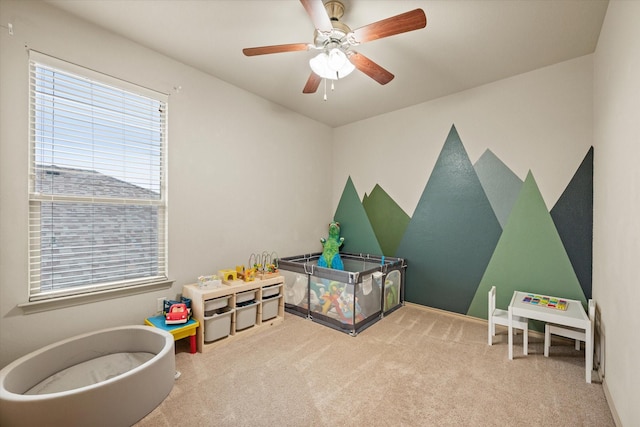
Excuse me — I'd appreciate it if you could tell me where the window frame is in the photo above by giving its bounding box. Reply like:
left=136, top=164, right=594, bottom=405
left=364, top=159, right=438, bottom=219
left=27, top=51, right=169, bottom=303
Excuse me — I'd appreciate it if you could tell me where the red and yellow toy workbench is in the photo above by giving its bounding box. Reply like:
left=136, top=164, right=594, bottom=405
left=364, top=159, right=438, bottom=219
left=144, top=315, right=199, bottom=354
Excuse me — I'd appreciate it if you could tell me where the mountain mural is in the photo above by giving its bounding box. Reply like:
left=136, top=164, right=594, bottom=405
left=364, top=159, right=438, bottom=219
left=334, top=176, right=382, bottom=256
left=550, top=147, right=593, bottom=299
left=395, top=125, right=502, bottom=314
left=329, top=125, right=592, bottom=320
left=466, top=170, right=587, bottom=321
left=362, top=184, right=410, bottom=256
left=474, top=149, right=523, bottom=229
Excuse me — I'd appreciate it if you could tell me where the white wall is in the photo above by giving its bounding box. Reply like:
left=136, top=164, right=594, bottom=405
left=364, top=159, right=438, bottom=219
left=2, top=2, right=635, bottom=422
left=593, top=1, right=640, bottom=425
left=333, top=55, right=593, bottom=220
left=0, top=0, right=333, bottom=368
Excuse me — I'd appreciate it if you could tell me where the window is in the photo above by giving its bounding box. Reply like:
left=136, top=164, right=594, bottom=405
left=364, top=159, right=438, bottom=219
left=28, top=51, right=168, bottom=301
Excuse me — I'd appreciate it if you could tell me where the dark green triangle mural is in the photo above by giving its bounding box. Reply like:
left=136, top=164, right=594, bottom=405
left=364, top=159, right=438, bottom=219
left=395, top=125, right=502, bottom=314
left=334, top=176, right=383, bottom=255
left=474, top=149, right=523, bottom=229
left=362, top=184, right=410, bottom=256
left=467, top=170, right=587, bottom=321
left=550, top=147, right=593, bottom=299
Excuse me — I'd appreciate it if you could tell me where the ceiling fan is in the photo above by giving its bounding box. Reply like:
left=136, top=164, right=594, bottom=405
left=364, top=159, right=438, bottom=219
left=242, top=0, right=427, bottom=95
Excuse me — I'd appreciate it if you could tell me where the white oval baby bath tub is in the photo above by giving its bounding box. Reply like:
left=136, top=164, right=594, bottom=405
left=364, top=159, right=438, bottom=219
left=0, top=325, right=175, bottom=427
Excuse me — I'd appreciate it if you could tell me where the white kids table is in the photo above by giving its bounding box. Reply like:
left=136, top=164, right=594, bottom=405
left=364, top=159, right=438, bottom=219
left=508, top=291, right=593, bottom=383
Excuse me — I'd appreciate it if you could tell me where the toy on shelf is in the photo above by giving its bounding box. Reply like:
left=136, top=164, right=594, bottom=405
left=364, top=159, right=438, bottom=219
left=197, top=274, right=222, bottom=289
left=165, top=303, right=191, bottom=325
left=318, top=221, right=344, bottom=270
left=246, top=251, right=279, bottom=280
left=218, top=269, right=238, bottom=282
left=236, top=264, right=257, bottom=282
left=258, top=251, right=280, bottom=279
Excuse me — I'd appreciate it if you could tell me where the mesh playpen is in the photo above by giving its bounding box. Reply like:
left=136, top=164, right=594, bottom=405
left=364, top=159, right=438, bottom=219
left=278, top=252, right=406, bottom=335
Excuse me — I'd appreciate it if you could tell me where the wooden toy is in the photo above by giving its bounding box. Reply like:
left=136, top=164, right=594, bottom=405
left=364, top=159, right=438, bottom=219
left=218, top=269, right=237, bottom=281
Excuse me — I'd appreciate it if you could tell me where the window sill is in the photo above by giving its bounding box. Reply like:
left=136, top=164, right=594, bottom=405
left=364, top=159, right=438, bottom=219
left=18, top=279, right=174, bottom=314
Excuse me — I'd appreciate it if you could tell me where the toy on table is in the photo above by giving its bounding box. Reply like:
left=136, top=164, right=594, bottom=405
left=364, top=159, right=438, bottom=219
left=318, top=221, right=344, bottom=270
left=522, top=294, right=568, bottom=310
left=163, top=296, right=191, bottom=315
left=165, top=303, right=190, bottom=325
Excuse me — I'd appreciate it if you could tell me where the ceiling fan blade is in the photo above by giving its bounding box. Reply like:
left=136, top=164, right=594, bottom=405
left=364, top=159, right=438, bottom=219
left=303, top=72, right=322, bottom=94
left=300, top=0, right=333, bottom=32
left=351, top=9, right=427, bottom=44
left=243, top=43, right=310, bottom=56
left=349, top=52, right=394, bottom=85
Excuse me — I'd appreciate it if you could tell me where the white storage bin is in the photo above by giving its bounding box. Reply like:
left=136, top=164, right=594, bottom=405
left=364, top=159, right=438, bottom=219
left=236, top=301, right=259, bottom=331
left=262, top=284, right=281, bottom=299
left=204, top=307, right=233, bottom=342
left=205, top=296, right=230, bottom=314
left=262, top=296, right=279, bottom=321
left=236, top=290, right=257, bottom=304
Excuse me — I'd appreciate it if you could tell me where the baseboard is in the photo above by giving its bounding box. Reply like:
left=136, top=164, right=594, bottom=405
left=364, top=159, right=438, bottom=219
left=403, top=302, right=547, bottom=340
left=602, top=378, right=622, bottom=427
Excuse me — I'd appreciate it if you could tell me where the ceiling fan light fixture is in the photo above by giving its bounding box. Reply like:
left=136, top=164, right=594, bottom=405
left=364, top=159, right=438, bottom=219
left=309, top=49, right=354, bottom=80
left=327, top=48, right=347, bottom=70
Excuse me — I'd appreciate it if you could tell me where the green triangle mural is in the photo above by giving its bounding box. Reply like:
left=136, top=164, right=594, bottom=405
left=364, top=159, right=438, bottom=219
left=362, top=184, right=410, bottom=256
left=395, top=125, right=502, bottom=314
left=550, top=147, right=593, bottom=299
left=466, top=170, right=587, bottom=321
left=474, top=149, right=523, bottom=229
left=334, top=176, right=383, bottom=256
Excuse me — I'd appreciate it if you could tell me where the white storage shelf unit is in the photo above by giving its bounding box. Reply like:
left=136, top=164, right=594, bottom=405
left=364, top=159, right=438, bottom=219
left=203, top=296, right=233, bottom=343
left=183, top=275, right=285, bottom=353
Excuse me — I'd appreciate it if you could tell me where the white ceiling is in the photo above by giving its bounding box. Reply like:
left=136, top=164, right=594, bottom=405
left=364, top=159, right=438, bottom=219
left=45, top=0, right=609, bottom=127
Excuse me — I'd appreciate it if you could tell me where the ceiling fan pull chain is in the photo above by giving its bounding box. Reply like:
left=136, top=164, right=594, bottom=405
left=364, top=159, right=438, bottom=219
left=323, top=78, right=327, bottom=101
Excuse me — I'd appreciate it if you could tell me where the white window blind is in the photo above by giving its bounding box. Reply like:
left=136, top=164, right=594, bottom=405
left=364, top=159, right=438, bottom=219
left=28, top=51, right=168, bottom=301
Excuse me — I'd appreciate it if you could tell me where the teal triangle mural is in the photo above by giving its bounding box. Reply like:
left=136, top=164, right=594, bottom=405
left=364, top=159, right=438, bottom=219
left=466, top=170, right=587, bottom=321
left=334, top=176, right=383, bottom=256
left=362, top=184, right=410, bottom=256
left=395, top=125, right=502, bottom=314
left=550, top=147, right=593, bottom=299
left=474, top=149, right=523, bottom=229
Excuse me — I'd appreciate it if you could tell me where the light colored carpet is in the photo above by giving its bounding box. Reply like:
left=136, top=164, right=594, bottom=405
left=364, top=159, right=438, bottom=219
left=137, top=304, right=614, bottom=426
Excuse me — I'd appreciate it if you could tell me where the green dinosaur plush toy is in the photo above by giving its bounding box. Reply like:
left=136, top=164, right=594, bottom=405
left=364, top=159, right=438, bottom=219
left=318, top=221, right=344, bottom=270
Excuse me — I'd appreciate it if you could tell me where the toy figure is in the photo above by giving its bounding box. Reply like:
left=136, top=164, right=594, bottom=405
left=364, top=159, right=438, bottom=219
left=318, top=221, right=344, bottom=270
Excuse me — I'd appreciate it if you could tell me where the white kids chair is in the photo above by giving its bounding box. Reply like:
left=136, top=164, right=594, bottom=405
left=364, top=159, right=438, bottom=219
left=488, top=285, right=529, bottom=354
left=544, top=299, right=595, bottom=357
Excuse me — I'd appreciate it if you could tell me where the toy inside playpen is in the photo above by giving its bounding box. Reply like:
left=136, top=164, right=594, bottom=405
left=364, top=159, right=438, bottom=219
left=278, top=252, right=406, bottom=335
